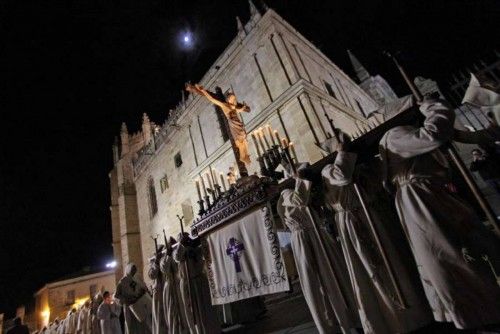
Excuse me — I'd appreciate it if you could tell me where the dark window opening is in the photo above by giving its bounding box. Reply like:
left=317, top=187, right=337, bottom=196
left=148, top=177, right=158, bottom=217
left=324, top=81, right=337, bottom=99
left=174, top=152, right=183, bottom=168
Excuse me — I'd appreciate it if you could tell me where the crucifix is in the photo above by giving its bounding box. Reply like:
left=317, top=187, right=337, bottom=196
left=225, top=237, right=245, bottom=273
left=186, top=83, right=250, bottom=177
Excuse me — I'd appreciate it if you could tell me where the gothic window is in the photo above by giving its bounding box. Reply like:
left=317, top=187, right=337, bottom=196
left=174, top=152, right=183, bottom=168
left=324, top=81, right=337, bottom=99
left=160, top=174, right=169, bottom=193
left=66, top=290, right=75, bottom=305
left=89, top=284, right=97, bottom=298
left=148, top=177, right=158, bottom=217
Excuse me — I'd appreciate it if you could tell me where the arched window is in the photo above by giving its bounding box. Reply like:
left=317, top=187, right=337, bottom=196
left=148, top=177, right=158, bottom=217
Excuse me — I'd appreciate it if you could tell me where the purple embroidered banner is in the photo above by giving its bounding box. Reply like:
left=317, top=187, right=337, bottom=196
left=204, top=205, right=290, bottom=305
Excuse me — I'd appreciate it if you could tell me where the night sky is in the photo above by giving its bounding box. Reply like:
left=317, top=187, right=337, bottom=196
left=1, top=0, right=499, bottom=317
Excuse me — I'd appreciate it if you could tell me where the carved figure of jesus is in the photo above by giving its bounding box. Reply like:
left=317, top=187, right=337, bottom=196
left=186, top=83, right=251, bottom=165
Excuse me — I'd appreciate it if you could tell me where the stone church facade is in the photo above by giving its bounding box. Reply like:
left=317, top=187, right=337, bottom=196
left=109, top=3, right=393, bottom=280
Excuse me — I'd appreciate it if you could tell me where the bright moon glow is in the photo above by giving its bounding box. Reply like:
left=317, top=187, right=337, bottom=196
left=183, top=35, right=190, bottom=43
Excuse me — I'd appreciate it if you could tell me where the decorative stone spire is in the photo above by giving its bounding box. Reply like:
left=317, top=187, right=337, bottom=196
left=120, top=122, right=129, bottom=156
left=112, top=136, right=120, bottom=164
left=142, top=113, right=152, bottom=143
left=120, top=122, right=128, bottom=134
left=236, top=16, right=244, bottom=33
left=347, top=49, right=370, bottom=83
left=261, top=0, right=269, bottom=11
left=248, top=0, right=260, bottom=18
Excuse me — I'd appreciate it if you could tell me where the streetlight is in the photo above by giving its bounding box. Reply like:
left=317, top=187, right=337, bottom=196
left=105, top=261, right=117, bottom=268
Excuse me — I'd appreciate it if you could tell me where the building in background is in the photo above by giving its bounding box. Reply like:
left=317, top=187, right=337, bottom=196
left=109, top=2, right=398, bottom=283
left=33, top=268, right=115, bottom=330
left=347, top=49, right=398, bottom=107
left=414, top=76, right=444, bottom=98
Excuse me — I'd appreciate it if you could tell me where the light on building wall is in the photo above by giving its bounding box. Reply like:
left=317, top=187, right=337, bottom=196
left=41, top=309, right=50, bottom=327
left=106, top=261, right=117, bottom=268
left=73, top=297, right=90, bottom=308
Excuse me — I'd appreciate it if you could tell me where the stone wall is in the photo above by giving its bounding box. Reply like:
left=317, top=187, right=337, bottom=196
left=111, top=8, right=382, bottom=282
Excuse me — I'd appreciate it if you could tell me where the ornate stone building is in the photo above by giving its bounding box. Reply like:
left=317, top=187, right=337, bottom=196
left=347, top=50, right=398, bottom=107
left=109, top=2, right=389, bottom=280
left=33, top=269, right=116, bottom=330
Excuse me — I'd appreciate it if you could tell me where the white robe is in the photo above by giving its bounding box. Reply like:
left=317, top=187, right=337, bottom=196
left=148, top=259, right=167, bottom=334
left=462, top=73, right=500, bottom=125
left=115, top=264, right=152, bottom=334
left=278, top=178, right=359, bottom=334
left=174, top=244, right=221, bottom=334
left=65, top=311, right=77, bottom=334
left=379, top=99, right=500, bottom=329
left=57, top=319, right=66, bottom=334
left=77, top=307, right=91, bottom=334
left=91, top=295, right=103, bottom=334
left=48, top=322, right=60, bottom=334
left=160, top=254, right=185, bottom=334
left=322, top=151, right=433, bottom=333
left=97, top=303, right=122, bottom=334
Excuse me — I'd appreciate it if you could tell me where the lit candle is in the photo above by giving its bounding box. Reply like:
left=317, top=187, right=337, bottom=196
left=281, top=137, right=289, bottom=148
left=274, top=130, right=282, bottom=148
left=251, top=132, right=262, bottom=158
left=259, top=127, right=271, bottom=150
left=211, top=168, right=219, bottom=186
left=220, top=172, right=227, bottom=191
left=205, top=172, right=214, bottom=191
left=289, top=142, right=298, bottom=161
left=195, top=180, right=202, bottom=201
left=255, top=130, right=266, bottom=153
left=234, top=165, right=239, bottom=180
left=200, top=176, right=208, bottom=197
left=266, top=124, right=276, bottom=145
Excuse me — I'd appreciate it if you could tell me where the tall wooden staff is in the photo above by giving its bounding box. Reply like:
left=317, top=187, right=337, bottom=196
left=177, top=215, right=198, bottom=329
left=385, top=51, right=500, bottom=237
left=286, top=153, right=352, bottom=323
left=324, top=121, right=407, bottom=308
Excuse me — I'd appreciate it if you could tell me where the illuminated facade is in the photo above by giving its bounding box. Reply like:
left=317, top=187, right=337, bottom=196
left=33, top=269, right=115, bottom=330
left=109, top=2, right=397, bottom=284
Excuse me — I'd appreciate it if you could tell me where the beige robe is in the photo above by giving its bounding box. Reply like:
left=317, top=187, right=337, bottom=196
left=278, top=178, right=359, bottom=334
left=379, top=99, right=500, bottom=329
left=65, top=311, right=77, bottom=334
left=148, top=260, right=167, bottom=334
left=160, top=254, right=185, bottom=334
left=174, top=244, right=221, bottom=334
left=115, top=264, right=152, bottom=334
left=76, top=307, right=91, bottom=334
left=322, top=151, right=433, bottom=333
